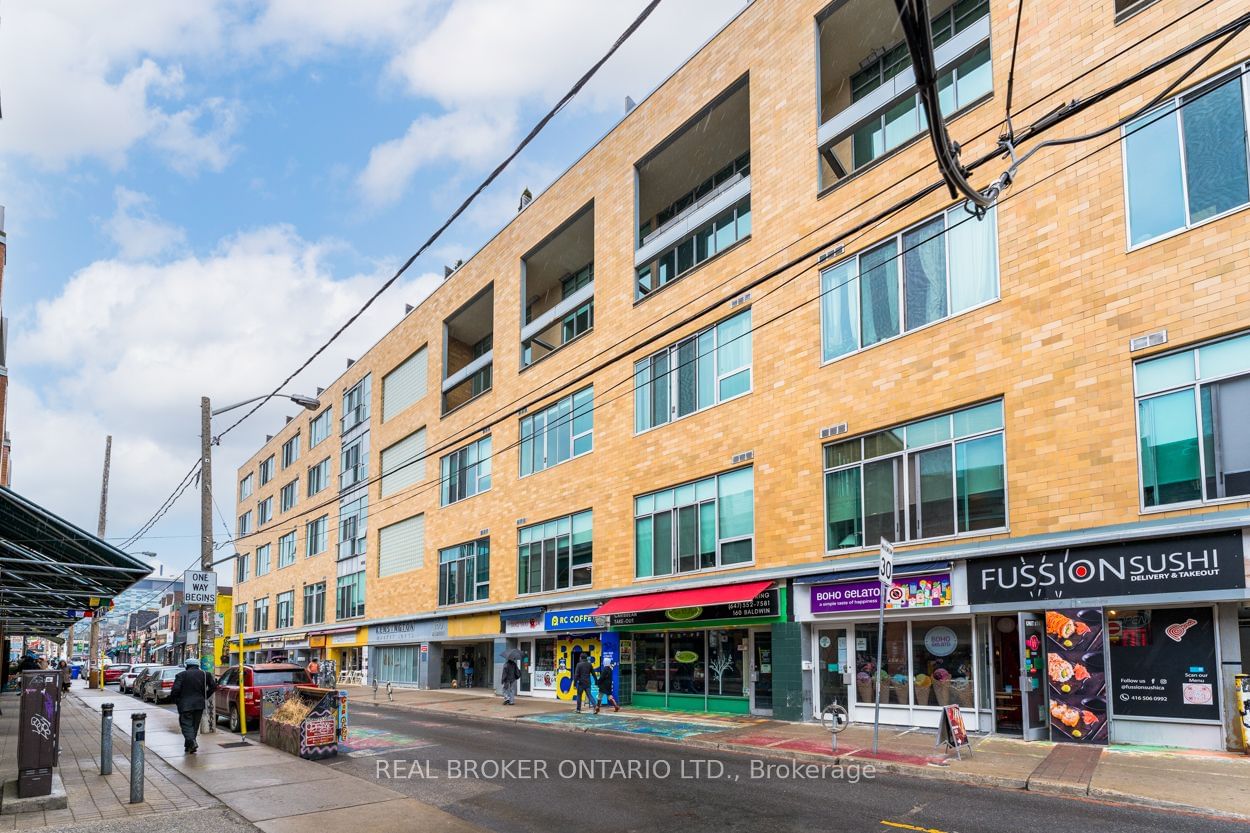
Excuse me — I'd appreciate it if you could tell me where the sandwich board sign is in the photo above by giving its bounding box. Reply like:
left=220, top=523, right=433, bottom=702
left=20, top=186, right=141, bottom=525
left=184, top=570, right=217, bottom=606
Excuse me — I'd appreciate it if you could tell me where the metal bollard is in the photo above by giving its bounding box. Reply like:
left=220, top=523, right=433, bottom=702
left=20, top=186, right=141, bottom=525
left=129, top=713, right=146, bottom=804
left=100, top=703, right=114, bottom=775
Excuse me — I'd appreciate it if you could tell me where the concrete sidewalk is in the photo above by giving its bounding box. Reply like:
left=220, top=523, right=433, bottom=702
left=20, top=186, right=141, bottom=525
left=342, top=683, right=1250, bottom=821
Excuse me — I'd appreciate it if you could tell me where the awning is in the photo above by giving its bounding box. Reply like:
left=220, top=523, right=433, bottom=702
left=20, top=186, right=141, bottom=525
left=792, top=560, right=951, bottom=585
left=499, top=605, right=545, bottom=622
left=592, top=579, right=773, bottom=617
left=0, top=486, right=152, bottom=637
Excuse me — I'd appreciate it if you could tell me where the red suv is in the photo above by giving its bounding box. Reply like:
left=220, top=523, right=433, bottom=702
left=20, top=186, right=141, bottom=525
left=213, top=663, right=312, bottom=732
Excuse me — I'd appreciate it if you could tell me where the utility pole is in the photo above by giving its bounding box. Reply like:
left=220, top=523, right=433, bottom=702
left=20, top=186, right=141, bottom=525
left=199, top=397, right=216, bottom=732
left=88, top=435, right=111, bottom=688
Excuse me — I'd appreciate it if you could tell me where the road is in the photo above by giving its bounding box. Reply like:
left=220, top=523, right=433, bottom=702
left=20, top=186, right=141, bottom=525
left=292, top=699, right=1247, bottom=833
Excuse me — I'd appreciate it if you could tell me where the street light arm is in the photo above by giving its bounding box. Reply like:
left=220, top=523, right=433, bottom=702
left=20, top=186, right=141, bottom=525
left=211, top=393, right=320, bottom=416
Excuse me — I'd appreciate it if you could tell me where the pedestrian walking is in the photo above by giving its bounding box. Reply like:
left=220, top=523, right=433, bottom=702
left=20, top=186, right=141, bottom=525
left=171, top=658, right=217, bottom=754
left=307, top=657, right=320, bottom=684
left=595, top=660, right=620, bottom=714
left=501, top=658, right=519, bottom=705
left=573, top=653, right=594, bottom=713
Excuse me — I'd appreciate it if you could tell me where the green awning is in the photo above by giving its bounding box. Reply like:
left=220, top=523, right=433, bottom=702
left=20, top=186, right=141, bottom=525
left=0, top=486, right=151, bottom=637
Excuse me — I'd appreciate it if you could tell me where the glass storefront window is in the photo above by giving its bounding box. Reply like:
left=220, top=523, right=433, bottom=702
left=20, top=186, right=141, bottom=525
left=911, top=620, right=974, bottom=707
left=669, top=631, right=706, bottom=695
left=707, top=630, right=745, bottom=697
left=634, top=633, right=668, bottom=693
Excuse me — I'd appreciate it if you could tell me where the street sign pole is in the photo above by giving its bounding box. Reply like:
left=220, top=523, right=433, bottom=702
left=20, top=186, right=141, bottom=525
left=872, top=537, right=895, bottom=755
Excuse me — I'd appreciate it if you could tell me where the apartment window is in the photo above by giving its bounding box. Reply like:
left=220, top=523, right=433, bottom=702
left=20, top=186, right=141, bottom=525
left=443, top=287, right=494, bottom=412
left=275, top=591, right=294, bottom=629
left=278, top=531, right=297, bottom=568
left=239, top=473, right=254, bottom=501
left=1124, top=67, right=1250, bottom=247
left=1134, top=330, right=1250, bottom=508
left=823, top=400, right=1006, bottom=551
left=519, top=387, right=593, bottom=477
left=280, top=479, right=298, bottom=512
left=470, top=335, right=493, bottom=396
left=379, top=514, right=425, bottom=577
left=380, top=428, right=426, bottom=498
left=310, top=408, right=333, bottom=447
left=821, top=206, right=998, bottom=362
left=259, top=455, right=275, bottom=485
left=518, top=510, right=592, bottom=595
left=306, top=515, right=329, bottom=556
left=336, top=571, right=366, bottom=619
left=238, top=511, right=252, bottom=535
left=307, top=457, right=330, bottom=497
left=235, top=552, right=249, bottom=584
left=383, top=347, right=428, bottom=421
left=253, top=597, right=270, bottom=631
left=522, top=207, right=596, bottom=367
left=303, top=582, right=326, bottom=626
left=340, top=434, right=369, bottom=490
left=636, top=195, right=751, bottom=299
left=342, top=376, right=371, bottom=433
left=234, top=603, right=247, bottom=635
left=635, top=466, right=754, bottom=578
left=440, top=436, right=491, bottom=506
left=282, top=433, right=301, bottom=468
left=635, top=309, right=751, bottom=432
left=255, top=543, right=271, bottom=576
left=338, top=496, right=368, bottom=559
left=438, top=538, right=489, bottom=606
left=560, top=266, right=594, bottom=342
left=257, top=497, right=273, bottom=526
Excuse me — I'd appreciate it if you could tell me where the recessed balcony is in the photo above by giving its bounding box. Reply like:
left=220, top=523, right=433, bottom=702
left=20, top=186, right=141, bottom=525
left=521, top=204, right=594, bottom=368
left=442, top=285, right=493, bottom=413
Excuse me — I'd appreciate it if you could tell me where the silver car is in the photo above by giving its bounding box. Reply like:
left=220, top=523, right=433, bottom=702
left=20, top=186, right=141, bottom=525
left=120, top=663, right=161, bottom=693
left=139, top=666, right=182, bottom=703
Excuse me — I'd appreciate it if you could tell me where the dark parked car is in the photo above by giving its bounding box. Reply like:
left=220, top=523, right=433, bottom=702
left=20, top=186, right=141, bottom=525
left=130, top=666, right=159, bottom=697
left=214, top=663, right=312, bottom=732
left=138, top=666, right=181, bottom=703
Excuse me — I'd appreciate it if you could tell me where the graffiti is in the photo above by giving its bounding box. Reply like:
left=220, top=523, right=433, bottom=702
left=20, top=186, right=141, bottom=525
left=554, top=637, right=600, bottom=702
left=30, top=714, right=52, bottom=740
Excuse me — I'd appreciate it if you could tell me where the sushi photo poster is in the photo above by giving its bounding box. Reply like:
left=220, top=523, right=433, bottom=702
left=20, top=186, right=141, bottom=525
left=1046, top=608, right=1108, bottom=744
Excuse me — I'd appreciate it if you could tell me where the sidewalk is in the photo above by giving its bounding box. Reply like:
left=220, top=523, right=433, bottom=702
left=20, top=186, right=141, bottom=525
left=342, top=683, right=1250, bottom=821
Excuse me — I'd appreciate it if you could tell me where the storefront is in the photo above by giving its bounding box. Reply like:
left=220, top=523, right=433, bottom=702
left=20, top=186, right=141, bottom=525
left=596, top=580, right=784, bottom=716
left=315, top=626, right=368, bottom=678
left=795, top=563, right=984, bottom=731
left=431, top=612, right=501, bottom=690
left=503, top=606, right=619, bottom=701
left=967, top=530, right=1247, bottom=750
left=369, top=618, right=448, bottom=687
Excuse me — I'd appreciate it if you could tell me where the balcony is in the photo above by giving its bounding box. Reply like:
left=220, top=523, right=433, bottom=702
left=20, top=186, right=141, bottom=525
left=442, top=284, right=494, bottom=413
left=521, top=204, right=594, bottom=367
left=817, top=0, right=992, bottom=189
left=635, top=78, right=751, bottom=299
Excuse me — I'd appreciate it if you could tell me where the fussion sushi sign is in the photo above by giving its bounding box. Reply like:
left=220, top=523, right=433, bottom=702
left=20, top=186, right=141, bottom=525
left=968, top=530, right=1245, bottom=604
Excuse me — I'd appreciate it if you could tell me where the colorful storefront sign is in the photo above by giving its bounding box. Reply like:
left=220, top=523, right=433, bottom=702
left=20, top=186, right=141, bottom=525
left=810, top=572, right=951, bottom=614
left=1044, top=608, right=1108, bottom=744
left=545, top=608, right=598, bottom=632
left=609, top=589, right=782, bottom=629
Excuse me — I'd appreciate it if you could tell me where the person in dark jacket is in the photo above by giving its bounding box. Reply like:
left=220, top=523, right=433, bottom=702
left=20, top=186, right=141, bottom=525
left=501, top=658, right=520, bottom=705
left=594, top=660, right=619, bottom=714
left=573, top=654, right=594, bottom=713
left=171, top=658, right=217, bottom=753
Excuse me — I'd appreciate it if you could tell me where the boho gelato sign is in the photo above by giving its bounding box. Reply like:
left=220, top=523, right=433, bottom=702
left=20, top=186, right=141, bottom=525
left=810, top=572, right=952, bottom=614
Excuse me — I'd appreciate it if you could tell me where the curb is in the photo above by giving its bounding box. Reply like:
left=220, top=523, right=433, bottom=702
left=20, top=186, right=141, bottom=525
left=1086, top=787, right=1250, bottom=823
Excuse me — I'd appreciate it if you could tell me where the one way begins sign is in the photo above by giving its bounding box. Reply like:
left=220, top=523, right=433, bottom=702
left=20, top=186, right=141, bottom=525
left=184, top=570, right=217, bottom=605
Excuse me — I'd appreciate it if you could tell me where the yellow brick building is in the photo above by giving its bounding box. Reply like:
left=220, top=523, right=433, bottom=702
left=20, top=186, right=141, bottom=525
left=229, top=0, right=1250, bottom=749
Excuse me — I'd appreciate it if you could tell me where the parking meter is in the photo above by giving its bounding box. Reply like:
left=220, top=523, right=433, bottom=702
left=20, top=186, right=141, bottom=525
left=17, top=670, right=61, bottom=798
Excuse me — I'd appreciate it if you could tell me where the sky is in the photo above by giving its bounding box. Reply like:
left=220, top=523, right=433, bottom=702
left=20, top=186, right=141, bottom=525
left=0, top=0, right=746, bottom=578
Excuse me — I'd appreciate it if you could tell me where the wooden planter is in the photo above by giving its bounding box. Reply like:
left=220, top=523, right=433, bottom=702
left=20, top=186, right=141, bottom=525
left=259, top=687, right=340, bottom=760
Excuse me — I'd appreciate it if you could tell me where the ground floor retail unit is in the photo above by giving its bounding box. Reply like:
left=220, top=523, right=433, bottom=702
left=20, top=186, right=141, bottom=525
left=797, top=529, right=1249, bottom=750
left=369, top=612, right=503, bottom=690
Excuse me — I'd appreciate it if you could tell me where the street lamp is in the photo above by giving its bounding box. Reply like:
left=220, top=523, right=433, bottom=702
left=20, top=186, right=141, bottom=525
left=199, top=391, right=319, bottom=733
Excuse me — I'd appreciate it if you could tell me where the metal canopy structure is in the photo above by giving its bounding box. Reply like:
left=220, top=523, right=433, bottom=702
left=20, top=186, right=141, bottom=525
left=0, top=487, right=151, bottom=637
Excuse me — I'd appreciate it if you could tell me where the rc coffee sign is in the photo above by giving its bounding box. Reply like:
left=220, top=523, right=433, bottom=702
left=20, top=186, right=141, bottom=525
left=968, top=531, right=1245, bottom=605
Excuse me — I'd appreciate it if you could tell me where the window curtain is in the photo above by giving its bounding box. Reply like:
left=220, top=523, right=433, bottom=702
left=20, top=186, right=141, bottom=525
left=948, top=205, right=999, bottom=311
left=1138, top=390, right=1202, bottom=506
left=821, top=260, right=859, bottom=360
left=903, top=216, right=948, bottom=331
left=860, top=241, right=900, bottom=346
left=1181, top=77, right=1250, bottom=225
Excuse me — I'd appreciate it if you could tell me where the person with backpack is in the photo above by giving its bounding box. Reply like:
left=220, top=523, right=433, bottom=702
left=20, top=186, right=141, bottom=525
left=595, top=659, right=620, bottom=714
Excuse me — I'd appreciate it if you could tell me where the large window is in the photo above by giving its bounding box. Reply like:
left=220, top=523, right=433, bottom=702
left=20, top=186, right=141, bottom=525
left=1124, top=67, right=1250, bottom=247
left=821, top=206, right=998, bottom=362
left=824, top=400, right=1006, bottom=550
left=259, top=455, right=275, bottom=485
left=257, top=497, right=273, bottom=526
left=278, top=531, right=297, bottom=568
left=634, top=466, right=754, bottom=578
left=340, top=435, right=369, bottom=490
left=440, top=436, right=491, bottom=506
left=438, top=538, right=490, bottom=606
left=631, top=629, right=747, bottom=704
left=239, top=473, right=254, bottom=501
left=235, top=552, right=249, bottom=584
left=338, top=496, right=368, bottom=559
left=275, top=591, right=294, bottom=629
left=306, top=515, right=328, bottom=556
left=309, top=407, right=333, bottom=447
left=336, top=571, right=365, bottom=619
left=853, top=618, right=976, bottom=707
left=635, top=309, right=752, bottom=433
left=307, top=457, right=330, bottom=497
left=518, top=511, right=592, bottom=595
left=255, top=543, right=271, bottom=576
left=238, top=511, right=252, bottom=535
left=282, top=433, right=301, bottom=469
left=234, top=603, right=247, bottom=635
left=636, top=195, right=751, bottom=299
left=342, top=376, right=371, bottom=433
left=253, top=597, right=270, bottom=631
left=1135, top=330, right=1250, bottom=508
left=519, top=388, right=593, bottom=477
left=280, top=479, right=298, bottom=512
left=303, top=582, right=326, bottom=626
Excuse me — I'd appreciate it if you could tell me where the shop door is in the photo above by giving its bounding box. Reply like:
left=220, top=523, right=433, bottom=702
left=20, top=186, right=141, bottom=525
left=519, top=640, right=532, bottom=693
left=750, top=631, right=773, bottom=715
left=1018, top=614, right=1048, bottom=741
left=816, top=627, right=852, bottom=714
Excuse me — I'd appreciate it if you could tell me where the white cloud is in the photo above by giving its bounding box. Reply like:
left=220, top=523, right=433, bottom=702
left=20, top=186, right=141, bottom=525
left=103, top=188, right=188, bottom=261
left=9, top=226, right=441, bottom=551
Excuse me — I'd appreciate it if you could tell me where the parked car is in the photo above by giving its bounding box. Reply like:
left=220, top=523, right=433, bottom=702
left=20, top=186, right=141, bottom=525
left=130, top=666, right=159, bottom=697
left=213, top=663, right=312, bottom=732
left=120, top=663, right=161, bottom=693
left=103, top=663, right=131, bottom=685
left=138, top=666, right=181, bottom=703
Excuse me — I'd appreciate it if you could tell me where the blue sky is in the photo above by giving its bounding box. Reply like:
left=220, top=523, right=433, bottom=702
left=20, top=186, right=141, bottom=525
left=0, top=0, right=743, bottom=574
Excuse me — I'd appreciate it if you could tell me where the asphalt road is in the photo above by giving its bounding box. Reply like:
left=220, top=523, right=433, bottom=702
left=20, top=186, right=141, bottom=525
left=308, top=700, right=1248, bottom=833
